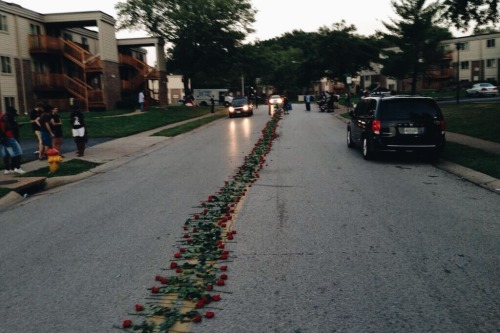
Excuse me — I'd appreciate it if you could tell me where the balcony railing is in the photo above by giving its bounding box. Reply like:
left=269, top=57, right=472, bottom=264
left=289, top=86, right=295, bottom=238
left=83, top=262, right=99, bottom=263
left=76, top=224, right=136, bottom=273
left=32, top=73, right=65, bottom=89
left=29, top=35, right=64, bottom=54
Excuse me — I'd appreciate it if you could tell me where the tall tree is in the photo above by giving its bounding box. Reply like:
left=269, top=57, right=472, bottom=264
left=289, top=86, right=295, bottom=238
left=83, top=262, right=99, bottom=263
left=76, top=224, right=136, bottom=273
left=382, top=0, right=451, bottom=94
left=115, top=0, right=256, bottom=93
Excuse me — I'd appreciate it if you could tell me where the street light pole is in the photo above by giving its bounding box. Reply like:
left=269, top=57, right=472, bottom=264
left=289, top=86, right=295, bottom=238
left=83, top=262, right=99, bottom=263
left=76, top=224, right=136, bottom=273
left=455, top=42, right=464, bottom=104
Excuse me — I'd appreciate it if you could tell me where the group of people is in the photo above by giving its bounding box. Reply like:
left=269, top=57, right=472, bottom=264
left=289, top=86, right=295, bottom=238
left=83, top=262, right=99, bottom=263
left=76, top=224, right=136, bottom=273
left=1, top=103, right=87, bottom=175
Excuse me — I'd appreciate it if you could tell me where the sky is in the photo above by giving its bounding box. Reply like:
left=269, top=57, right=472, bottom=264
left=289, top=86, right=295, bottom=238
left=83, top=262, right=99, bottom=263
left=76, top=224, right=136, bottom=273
left=7, top=0, right=398, bottom=40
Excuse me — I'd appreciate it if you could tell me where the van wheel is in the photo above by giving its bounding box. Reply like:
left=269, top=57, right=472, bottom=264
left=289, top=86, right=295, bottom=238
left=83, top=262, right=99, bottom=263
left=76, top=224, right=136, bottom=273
left=362, top=138, right=375, bottom=160
left=347, top=128, right=355, bottom=148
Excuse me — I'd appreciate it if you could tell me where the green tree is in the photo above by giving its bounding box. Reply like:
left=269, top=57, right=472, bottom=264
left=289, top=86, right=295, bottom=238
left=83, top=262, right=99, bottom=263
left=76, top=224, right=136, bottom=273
left=115, top=0, right=256, bottom=93
left=382, top=0, right=452, bottom=94
left=315, top=22, right=379, bottom=85
left=441, top=0, right=499, bottom=30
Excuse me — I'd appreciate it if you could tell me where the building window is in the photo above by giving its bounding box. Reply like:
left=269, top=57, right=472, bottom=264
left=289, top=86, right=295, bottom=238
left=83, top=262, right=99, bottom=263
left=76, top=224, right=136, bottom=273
left=460, top=61, right=469, bottom=70
left=0, top=13, right=7, bottom=32
left=4, top=96, right=15, bottom=109
left=486, top=59, right=497, bottom=68
left=487, top=39, right=496, bottom=48
left=81, top=37, right=88, bottom=46
left=1, top=56, right=12, bottom=73
left=30, top=23, right=41, bottom=35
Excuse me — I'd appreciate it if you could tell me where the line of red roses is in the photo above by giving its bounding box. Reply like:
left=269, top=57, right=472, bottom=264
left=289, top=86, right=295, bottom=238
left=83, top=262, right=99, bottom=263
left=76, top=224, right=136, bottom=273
left=118, top=113, right=281, bottom=331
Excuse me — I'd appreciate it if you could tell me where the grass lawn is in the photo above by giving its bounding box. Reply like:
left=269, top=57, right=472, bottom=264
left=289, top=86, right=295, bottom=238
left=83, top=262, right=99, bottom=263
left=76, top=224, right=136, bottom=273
left=442, top=142, right=500, bottom=179
left=440, top=102, right=500, bottom=143
left=16, top=105, right=217, bottom=140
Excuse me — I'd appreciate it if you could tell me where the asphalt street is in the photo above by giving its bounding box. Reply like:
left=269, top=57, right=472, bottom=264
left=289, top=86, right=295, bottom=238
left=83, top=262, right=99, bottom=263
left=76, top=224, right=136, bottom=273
left=0, top=105, right=499, bottom=332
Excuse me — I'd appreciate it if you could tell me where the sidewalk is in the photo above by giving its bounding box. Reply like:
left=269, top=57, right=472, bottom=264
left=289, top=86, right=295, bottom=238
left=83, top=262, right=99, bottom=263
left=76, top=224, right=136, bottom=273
left=1, top=108, right=499, bottom=209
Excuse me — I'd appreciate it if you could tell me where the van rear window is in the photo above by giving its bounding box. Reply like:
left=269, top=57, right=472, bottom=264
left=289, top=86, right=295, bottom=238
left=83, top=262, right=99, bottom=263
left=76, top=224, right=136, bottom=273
left=379, top=100, right=441, bottom=120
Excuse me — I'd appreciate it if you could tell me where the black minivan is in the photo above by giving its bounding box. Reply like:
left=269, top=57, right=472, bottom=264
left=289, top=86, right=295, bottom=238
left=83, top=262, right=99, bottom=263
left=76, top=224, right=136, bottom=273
left=347, top=96, right=446, bottom=160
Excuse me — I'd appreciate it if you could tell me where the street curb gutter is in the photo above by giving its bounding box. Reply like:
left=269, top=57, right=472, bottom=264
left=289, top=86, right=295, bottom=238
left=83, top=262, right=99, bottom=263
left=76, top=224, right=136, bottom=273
left=435, top=160, right=500, bottom=193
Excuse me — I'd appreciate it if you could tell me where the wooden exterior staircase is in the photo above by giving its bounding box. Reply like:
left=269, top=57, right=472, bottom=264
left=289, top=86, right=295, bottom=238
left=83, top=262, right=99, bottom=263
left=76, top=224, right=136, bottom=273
left=29, top=35, right=105, bottom=110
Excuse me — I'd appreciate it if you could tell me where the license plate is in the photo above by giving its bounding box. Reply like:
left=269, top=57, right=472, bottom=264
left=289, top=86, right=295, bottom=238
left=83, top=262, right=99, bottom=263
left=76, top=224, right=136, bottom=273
left=236, top=111, right=241, bottom=113
left=402, top=127, right=419, bottom=134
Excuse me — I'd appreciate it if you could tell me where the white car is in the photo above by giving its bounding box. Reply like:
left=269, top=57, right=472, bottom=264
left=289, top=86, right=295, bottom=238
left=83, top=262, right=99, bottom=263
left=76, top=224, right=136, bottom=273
left=466, top=83, right=498, bottom=97
left=268, top=95, right=283, bottom=105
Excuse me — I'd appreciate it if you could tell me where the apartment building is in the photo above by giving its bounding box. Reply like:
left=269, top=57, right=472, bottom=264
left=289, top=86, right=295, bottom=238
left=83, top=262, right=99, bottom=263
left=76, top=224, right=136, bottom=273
left=0, top=0, right=167, bottom=114
left=358, top=32, right=500, bottom=92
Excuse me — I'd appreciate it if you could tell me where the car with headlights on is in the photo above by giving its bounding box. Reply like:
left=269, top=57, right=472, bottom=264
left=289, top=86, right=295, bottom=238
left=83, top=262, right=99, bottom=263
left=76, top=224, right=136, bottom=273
left=267, top=95, right=283, bottom=105
left=347, top=95, right=446, bottom=160
left=228, top=97, right=253, bottom=118
left=466, top=83, right=498, bottom=97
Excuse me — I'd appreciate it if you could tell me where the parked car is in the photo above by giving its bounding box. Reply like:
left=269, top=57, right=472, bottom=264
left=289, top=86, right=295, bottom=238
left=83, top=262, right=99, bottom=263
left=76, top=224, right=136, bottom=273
left=228, top=97, right=253, bottom=118
left=466, top=83, right=498, bottom=97
left=347, top=95, right=446, bottom=160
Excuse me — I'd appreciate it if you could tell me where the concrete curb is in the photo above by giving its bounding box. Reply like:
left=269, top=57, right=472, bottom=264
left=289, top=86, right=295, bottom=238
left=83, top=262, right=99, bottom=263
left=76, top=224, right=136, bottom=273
left=435, top=160, right=500, bottom=193
left=0, top=191, right=24, bottom=210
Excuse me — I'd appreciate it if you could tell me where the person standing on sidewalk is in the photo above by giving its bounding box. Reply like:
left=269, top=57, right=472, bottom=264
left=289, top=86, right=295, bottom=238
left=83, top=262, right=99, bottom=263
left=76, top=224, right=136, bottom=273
left=29, top=103, right=44, bottom=159
left=210, top=96, right=215, bottom=113
left=69, top=106, right=86, bottom=157
left=138, top=90, right=145, bottom=112
left=50, top=106, right=63, bottom=155
left=39, top=106, right=54, bottom=156
left=1, top=107, right=26, bottom=174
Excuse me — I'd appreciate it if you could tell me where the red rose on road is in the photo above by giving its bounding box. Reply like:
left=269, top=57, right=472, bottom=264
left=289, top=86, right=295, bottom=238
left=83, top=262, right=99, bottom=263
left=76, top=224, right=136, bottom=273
left=122, top=319, right=133, bottom=328
left=193, top=314, right=202, bottom=322
left=216, top=279, right=225, bottom=286
left=170, top=262, right=178, bottom=269
left=151, top=285, right=160, bottom=293
left=220, top=264, right=228, bottom=271
left=205, top=311, right=215, bottom=318
left=195, top=300, right=205, bottom=308
left=220, top=273, right=228, bottom=280
left=135, top=304, right=144, bottom=311
left=212, top=294, right=221, bottom=301
left=174, top=252, right=182, bottom=258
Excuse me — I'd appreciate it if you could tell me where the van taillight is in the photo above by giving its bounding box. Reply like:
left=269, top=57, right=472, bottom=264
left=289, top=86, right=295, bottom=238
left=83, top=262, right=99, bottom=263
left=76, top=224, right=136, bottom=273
left=372, top=120, right=381, bottom=134
left=439, top=120, right=445, bottom=133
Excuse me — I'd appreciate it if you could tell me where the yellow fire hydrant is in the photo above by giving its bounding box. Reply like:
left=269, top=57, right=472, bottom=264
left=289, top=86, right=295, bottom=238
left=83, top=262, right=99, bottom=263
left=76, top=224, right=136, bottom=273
left=46, top=148, right=63, bottom=173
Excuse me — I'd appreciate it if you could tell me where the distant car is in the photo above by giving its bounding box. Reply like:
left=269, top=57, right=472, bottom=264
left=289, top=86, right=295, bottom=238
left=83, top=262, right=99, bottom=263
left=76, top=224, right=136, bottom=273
left=370, top=87, right=392, bottom=96
left=347, top=95, right=446, bottom=160
left=228, top=97, right=253, bottom=118
left=466, top=83, right=498, bottom=97
left=268, top=95, right=283, bottom=105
